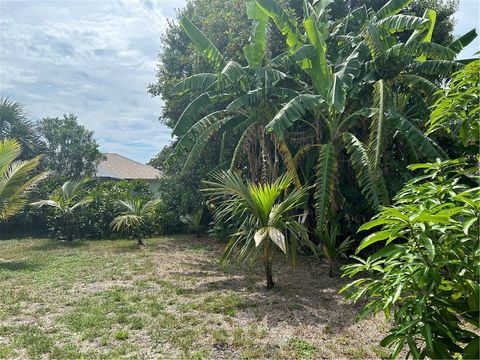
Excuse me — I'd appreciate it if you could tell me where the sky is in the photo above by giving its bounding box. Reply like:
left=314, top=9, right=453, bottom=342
left=0, top=0, right=479, bottom=164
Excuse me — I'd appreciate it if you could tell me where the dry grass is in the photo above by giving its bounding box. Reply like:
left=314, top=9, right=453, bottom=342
left=0, top=236, right=392, bottom=359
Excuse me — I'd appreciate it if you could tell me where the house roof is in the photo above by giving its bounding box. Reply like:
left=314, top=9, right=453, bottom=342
left=95, top=153, right=160, bottom=180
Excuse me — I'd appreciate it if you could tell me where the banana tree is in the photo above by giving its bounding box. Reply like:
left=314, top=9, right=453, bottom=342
left=255, top=0, right=476, bottom=232
left=203, top=171, right=313, bottom=289
left=170, top=4, right=306, bottom=185
left=31, top=178, right=93, bottom=241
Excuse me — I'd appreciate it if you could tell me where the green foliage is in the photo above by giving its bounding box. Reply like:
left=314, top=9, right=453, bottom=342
left=147, top=0, right=462, bottom=242
left=149, top=145, right=207, bottom=234
left=77, top=180, right=156, bottom=239
left=0, top=98, right=42, bottom=160
left=180, top=208, right=205, bottom=238
left=203, top=171, right=313, bottom=288
left=317, top=218, right=355, bottom=277
left=0, top=138, right=47, bottom=221
left=341, top=159, right=479, bottom=359
left=111, top=198, right=161, bottom=245
left=31, top=178, right=93, bottom=241
left=37, top=114, right=103, bottom=179
left=427, top=59, right=479, bottom=150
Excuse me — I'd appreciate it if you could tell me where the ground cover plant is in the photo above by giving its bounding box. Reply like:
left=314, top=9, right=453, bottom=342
left=0, top=235, right=396, bottom=359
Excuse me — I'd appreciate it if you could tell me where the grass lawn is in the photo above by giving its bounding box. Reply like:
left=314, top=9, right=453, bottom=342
left=0, top=236, right=391, bottom=359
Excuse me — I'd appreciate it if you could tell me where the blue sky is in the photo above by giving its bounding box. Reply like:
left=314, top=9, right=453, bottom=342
left=1, top=0, right=479, bottom=164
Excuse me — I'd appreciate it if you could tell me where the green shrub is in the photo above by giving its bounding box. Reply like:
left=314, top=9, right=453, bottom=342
left=76, top=179, right=157, bottom=239
left=341, top=159, right=479, bottom=359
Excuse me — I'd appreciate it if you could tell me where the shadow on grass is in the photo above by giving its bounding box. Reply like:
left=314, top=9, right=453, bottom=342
left=0, top=260, right=42, bottom=271
left=164, top=243, right=362, bottom=334
left=29, top=240, right=88, bottom=252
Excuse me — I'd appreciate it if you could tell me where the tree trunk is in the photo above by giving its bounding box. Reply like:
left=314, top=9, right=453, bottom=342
left=260, top=132, right=268, bottom=184
left=329, top=262, right=334, bottom=277
left=264, top=259, right=274, bottom=289
left=263, top=242, right=274, bottom=289
left=66, top=217, right=73, bottom=242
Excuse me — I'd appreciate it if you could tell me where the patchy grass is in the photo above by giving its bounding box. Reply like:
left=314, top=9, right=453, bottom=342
left=0, top=236, right=391, bottom=359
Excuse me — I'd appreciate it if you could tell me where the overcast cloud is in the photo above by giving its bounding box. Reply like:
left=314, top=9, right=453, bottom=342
left=0, top=0, right=478, bottom=163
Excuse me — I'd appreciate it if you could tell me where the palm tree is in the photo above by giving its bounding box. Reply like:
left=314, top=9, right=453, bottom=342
left=110, top=199, right=160, bottom=246
left=0, top=138, right=46, bottom=221
left=0, top=98, right=42, bottom=159
left=31, top=179, right=92, bottom=241
left=203, top=171, right=314, bottom=289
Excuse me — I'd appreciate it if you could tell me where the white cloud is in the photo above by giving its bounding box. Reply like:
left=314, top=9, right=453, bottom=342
left=0, top=0, right=182, bottom=163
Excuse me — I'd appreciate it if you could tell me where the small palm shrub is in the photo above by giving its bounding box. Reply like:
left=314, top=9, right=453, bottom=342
left=341, top=159, right=479, bottom=359
left=203, top=171, right=314, bottom=289
left=0, top=138, right=46, bottom=221
left=31, top=178, right=92, bottom=241
left=110, top=198, right=161, bottom=246
left=180, top=207, right=204, bottom=237
left=317, top=218, right=354, bottom=277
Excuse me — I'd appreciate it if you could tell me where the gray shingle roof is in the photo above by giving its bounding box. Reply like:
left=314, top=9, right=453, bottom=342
left=95, top=153, right=160, bottom=180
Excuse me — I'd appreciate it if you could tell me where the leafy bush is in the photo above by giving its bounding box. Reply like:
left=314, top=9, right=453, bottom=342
left=341, top=159, right=479, bottom=359
left=31, top=179, right=93, bottom=241
left=22, top=179, right=160, bottom=240
left=76, top=179, right=157, bottom=239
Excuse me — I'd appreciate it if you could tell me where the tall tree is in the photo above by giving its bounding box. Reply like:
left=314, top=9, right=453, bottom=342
left=0, top=98, right=42, bottom=160
left=37, top=114, right=103, bottom=179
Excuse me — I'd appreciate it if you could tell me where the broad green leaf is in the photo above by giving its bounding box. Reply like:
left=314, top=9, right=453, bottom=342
left=314, top=143, right=337, bottom=232
left=328, top=75, right=346, bottom=113
left=244, top=2, right=269, bottom=67
left=344, top=132, right=389, bottom=210
left=173, top=93, right=212, bottom=136
left=377, top=14, right=428, bottom=33
left=357, top=230, right=392, bottom=252
left=449, top=29, right=478, bottom=54
left=389, top=111, right=447, bottom=161
left=376, top=0, right=413, bottom=20
left=179, top=17, right=226, bottom=71
left=368, top=80, right=389, bottom=172
left=463, top=217, right=477, bottom=235
left=256, top=0, right=301, bottom=49
left=171, top=73, right=217, bottom=95
left=303, top=15, right=332, bottom=96
left=358, top=218, right=397, bottom=232
left=266, top=94, right=325, bottom=135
